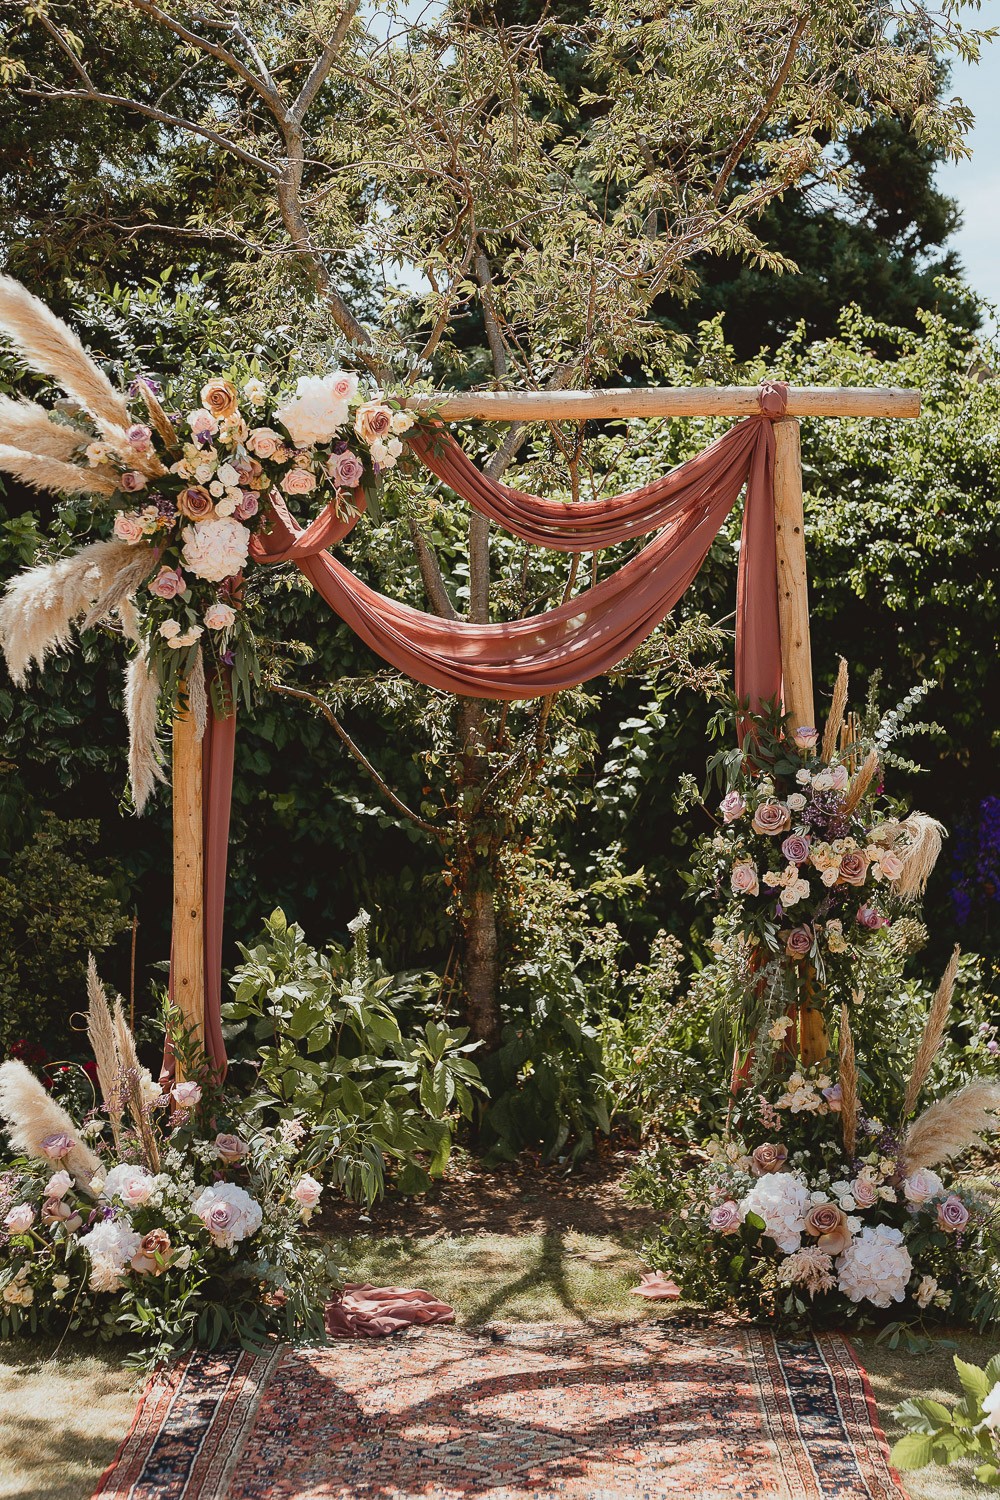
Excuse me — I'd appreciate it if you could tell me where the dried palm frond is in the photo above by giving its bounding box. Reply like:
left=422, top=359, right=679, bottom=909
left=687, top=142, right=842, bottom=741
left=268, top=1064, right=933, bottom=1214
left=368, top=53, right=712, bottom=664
left=0, top=443, right=116, bottom=499
left=821, top=657, right=849, bottom=765
left=868, top=811, right=947, bottom=900
left=903, top=946, right=961, bottom=1118
left=137, top=380, right=178, bottom=449
left=124, top=648, right=168, bottom=814
left=0, top=537, right=151, bottom=685
left=839, top=1002, right=858, bottom=1160
left=0, top=1059, right=101, bottom=1192
left=842, top=747, right=879, bottom=816
left=901, top=1080, right=1000, bottom=1171
left=0, top=395, right=85, bottom=461
left=86, top=956, right=123, bottom=1152
left=112, top=999, right=160, bottom=1172
left=186, top=646, right=208, bottom=742
left=0, top=275, right=129, bottom=432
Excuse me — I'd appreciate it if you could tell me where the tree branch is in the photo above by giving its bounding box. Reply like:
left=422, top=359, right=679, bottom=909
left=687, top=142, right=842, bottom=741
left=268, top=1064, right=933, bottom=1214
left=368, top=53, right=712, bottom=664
left=290, top=2, right=361, bottom=124
left=269, top=682, right=441, bottom=838
left=712, top=14, right=809, bottom=203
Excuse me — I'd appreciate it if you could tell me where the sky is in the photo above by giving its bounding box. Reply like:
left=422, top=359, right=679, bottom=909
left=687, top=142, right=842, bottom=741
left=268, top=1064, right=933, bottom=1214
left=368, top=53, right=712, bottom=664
left=935, top=0, right=1000, bottom=316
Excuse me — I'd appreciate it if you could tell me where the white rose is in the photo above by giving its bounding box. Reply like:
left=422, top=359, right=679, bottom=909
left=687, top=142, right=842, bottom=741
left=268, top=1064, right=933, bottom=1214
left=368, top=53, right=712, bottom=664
left=981, top=1382, right=1000, bottom=1430
left=216, top=462, right=240, bottom=487
left=159, top=619, right=182, bottom=640
left=787, top=793, right=807, bottom=811
left=275, top=374, right=350, bottom=447
left=795, top=769, right=813, bottom=785
left=903, top=1168, right=945, bottom=1205
left=102, top=1164, right=156, bottom=1207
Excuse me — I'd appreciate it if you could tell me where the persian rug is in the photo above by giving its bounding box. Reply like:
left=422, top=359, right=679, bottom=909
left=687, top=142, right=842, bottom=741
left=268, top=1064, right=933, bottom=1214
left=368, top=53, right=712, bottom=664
left=94, top=1322, right=906, bottom=1499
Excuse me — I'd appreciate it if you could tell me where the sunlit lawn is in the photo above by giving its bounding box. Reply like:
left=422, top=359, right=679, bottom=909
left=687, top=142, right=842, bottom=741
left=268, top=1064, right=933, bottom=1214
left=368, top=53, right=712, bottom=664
left=0, top=1230, right=993, bottom=1498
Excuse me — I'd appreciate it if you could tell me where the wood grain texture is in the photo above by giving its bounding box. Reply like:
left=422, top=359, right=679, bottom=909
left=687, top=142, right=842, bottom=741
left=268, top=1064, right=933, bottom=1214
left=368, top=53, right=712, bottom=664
left=403, top=386, right=921, bottom=421
left=773, top=417, right=815, bottom=733
left=171, top=703, right=204, bottom=1069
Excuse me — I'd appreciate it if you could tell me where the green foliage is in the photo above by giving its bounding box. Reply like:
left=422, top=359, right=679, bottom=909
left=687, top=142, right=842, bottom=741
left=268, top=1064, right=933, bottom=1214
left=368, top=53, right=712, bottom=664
left=0, top=815, right=130, bottom=1053
left=223, top=909, right=485, bottom=1203
left=892, top=1354, right=1000, bottom=1485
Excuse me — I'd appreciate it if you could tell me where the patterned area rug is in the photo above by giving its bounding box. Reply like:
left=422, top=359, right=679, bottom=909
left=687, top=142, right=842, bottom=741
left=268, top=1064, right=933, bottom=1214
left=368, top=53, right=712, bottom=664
left=94, top=1323, right=906, bottom=1499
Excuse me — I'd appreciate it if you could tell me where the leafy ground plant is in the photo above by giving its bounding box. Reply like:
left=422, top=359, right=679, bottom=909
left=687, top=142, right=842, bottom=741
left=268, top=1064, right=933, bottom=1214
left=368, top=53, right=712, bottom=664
left=893, top=1353, right=1000, bottom=1487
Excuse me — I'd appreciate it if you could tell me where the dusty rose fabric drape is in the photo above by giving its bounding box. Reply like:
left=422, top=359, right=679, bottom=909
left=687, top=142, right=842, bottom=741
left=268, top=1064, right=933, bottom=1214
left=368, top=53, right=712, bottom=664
left=183, top=383, right=787, bottom=1074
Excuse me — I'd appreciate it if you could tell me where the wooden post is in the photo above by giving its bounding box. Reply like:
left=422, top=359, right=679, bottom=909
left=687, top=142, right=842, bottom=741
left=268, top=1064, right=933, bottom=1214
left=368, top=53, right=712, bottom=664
left=772, top=417, right=815, bottom=733
left=171, top=702, right=204, bottom=1071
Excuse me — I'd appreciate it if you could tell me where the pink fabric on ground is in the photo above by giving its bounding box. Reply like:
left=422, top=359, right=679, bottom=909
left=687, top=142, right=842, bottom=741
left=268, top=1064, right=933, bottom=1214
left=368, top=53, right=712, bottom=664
left=324, top=1283, right=455, bottom=1338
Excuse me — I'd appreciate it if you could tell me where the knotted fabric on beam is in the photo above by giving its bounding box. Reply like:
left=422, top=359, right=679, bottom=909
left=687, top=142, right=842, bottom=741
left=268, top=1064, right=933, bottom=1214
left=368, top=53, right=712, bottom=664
left=192, top=381, right=788, bottom=1073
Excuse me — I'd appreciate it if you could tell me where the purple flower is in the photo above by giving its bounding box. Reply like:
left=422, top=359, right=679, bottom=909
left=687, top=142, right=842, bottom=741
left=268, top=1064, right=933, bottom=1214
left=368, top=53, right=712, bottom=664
left=856, top=903, right=886, bottom=931
left=937, top=1195, right=970, bottom=1232
left=781, top=834, right=810, bottom=865
left=128, top=376, right=162, bottom=397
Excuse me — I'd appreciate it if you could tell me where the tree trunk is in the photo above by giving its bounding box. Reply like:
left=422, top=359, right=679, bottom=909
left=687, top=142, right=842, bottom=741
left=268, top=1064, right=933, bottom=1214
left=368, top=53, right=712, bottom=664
left=460, top=880, right=501, bottom=1050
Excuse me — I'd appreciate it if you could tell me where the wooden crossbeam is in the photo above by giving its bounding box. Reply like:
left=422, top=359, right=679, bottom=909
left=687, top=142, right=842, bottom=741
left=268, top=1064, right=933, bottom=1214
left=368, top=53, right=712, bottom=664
left=404, top=386, right=921, bottom=422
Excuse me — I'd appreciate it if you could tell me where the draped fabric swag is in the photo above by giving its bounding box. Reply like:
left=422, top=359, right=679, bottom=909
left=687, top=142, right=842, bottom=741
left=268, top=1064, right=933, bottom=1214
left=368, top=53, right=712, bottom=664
left=190, top=383, right=789, bottom=1073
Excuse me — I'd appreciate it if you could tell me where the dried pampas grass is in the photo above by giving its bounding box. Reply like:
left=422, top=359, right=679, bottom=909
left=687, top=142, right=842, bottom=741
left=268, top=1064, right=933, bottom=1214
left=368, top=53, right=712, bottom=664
left=869, top=812, right=947, bottom=900
left=113, top=997, right=161, bottom=1172
left=0, top=537, right=153, bottom=684
left=0, top=443, right=117, bottom=499
left=86, top=955, right=124, bottom=1152
left=838, top=1003, right=859, bottom=1159
left=901, top=1080, right=1000, bottom=1172
left=0, top=394, right=84, bottom=461
left=842, top=747, right=879, bottom=817
left=0, top=1060, right=101, bottom=1192
left=187, top=646, right=208, bottom=742
left=124, top=648, right=167, bottom=814
left=903, top=945, right=961, bottom=1117
left=0, top=275, right=129, bottom=433
left=821, top=657, right=848, bottom=765
left=137, top=379, right=178, bottom=450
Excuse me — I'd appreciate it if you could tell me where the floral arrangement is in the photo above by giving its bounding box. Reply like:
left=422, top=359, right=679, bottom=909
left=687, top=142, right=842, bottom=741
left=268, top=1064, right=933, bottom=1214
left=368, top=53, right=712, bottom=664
left=892, top=1351, right=1000, bottom=1486
left=0, top=277, right=421, bottom=808
left=0, top=963, right=338, bottom=1363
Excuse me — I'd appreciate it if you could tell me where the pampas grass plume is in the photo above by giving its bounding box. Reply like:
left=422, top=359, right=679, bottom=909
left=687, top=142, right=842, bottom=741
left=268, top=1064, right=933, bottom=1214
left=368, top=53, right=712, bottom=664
left=0, top=443, right=117, bottom=499
left=0, top=395, right=85, bottom=462
left=0, top=1059, right=101, bottom=1191
left=842, top=747, right=879, bottom=817
left=0, top=276, right=129, bottom=433
left=124, top=649, right=167, bottom=814
left=821, top=657, right=849, bottom=765
left=903, top=945, right=961, bottom=1117
left=902, top=1080, right=1000, bottom=1171
left=112, top=999, right=160, bottom=1172
left=86, top=955, right=124, bottom=1152
left=839, top=1002, right=859, bottom=1159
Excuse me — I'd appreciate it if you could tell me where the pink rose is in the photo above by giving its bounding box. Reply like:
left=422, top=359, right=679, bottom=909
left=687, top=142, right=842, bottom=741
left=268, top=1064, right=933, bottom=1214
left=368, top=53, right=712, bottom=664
left=208, top=1201, right=236, bottom=1234
left=282, top=467, right=317, bottom=496
left=822, top=1084, right=843, bottom=1112
left=751, top=1143, right=788, bottom=1175
left=851, top=1176, right=878, bottom=1209
left=148, top=566, right=187, bottom=600
left=781, top=835, right=811, bottom=865
left=292, top=1174, right=323, bottom=1210
left=188, top=408, right=218, bottom=437
left=719, top=791, right=745, bottom=824
left=204, top=602, right=236, bottom=630
left=878, top=852, right=904, bottom=881
left=171, top=1080, right=202, bottom=1109
left=45, top=1171, right=72, bottom=1199
left=233, top=491, right=259, bottom=520
left=804, top=1202, right=851, bottom=1255
left=40, top=1133, right=74, bottom=1160
left=118, top=470, right=147, bottom=493
left=937, top=1195, right=970, bottom=1233
left=709, top=1200, right=742, bottom=1235
left=3, top=1204, right=34, bottom=1235
left=730, top=863, right=759, bottom=897
left=41, top=1197, right=82, bottom=1232
left=838, top=850, right=869, bottom=886
left=326, top=450, right=365, bottom=490
left=215, top=1133, right=248, bottom=1165
left=126, top=423, right=152, bottom=450
left=903, top=1168, right=944, bottom=1205
left=829, top=764, right=849, bottom=791
left=246, top=427, right=285, bottom=459
left=793, top=726, right=818, bottom=749
left=113, top=512, right=146, bottom=544
left=329, top=373, right=359, bottom=402
left=856, top=904, right=886, bottom=931
left=355, top=401, right=392, bottom=444
left=785, top=925, right=813, bottom=960
left=752, top=801, right=791, bottom=836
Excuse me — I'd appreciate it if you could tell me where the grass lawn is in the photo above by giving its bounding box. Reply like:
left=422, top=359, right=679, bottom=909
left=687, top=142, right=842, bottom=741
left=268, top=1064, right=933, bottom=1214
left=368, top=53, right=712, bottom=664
left=1, top=1155, right=994, bottom=1499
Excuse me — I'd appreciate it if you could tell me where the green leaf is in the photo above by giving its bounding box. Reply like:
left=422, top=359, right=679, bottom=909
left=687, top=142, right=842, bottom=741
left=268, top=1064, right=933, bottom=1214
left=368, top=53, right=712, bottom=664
left=889, top=1433, right=937, bottom=1470
left=953, top=1357, right=991, bottom=1410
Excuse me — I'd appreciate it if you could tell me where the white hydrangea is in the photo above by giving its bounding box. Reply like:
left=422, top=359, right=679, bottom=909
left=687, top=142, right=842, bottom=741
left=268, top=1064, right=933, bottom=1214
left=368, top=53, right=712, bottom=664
left=181, top=518, right=251, bottom=583
left=837, top=1225, right=912, bottom=1308
left=192, top=1182, right=263, bottom=1249
left=80, top=1218, right=142, bottom=1291
left=275, top=375, right=350, bottom=446
left=740, top=1171, right=811, bottom=1253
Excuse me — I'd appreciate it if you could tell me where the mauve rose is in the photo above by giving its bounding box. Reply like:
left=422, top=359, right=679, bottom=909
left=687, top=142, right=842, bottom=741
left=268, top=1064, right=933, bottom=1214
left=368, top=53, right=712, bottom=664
left=856, top=904, right=885, bottom=931
left=178, top=485, right=216, bottom=521
left=839, top=850, right=869, bottom=886
left=40, top=1133, right=74, bottom=1160
left=233, top=491, right=259, bottom=521
left=131, top=1228, right=172, bottom=1276
left=709, top=1200, right=742, bottom=1234
left=41, top=1197, right=82, bottom=1232
left=822, top=1084, right=843, bottom=1112
left=751, top=1143, right=788, bottom=1175
left=200, top=377, right=239, bottom=419
left=355, top=401, right=392, bottom=444
left=829, top=764, right=849, bottom=790
left=208, top=1201, right=236, bottom=1233
left=752, top=801, right=791, bottom=836
left=785, top=925, right=813, bottom=960
left=937, top=1195, right=970, bottom=1232
left=119, top=469, right=147, bottom=493
left=246, top=427, right=285, bottom=459
left=781, top=834, right=811, bottom=865
left=793, top=726, right=818, bottom=749
left=804, top=1202, right=851, bottom=1254
left=282, top=467, right=317, bottom=496
left=326, top=450, right=365, bottom=489
left=126, top=423, right=152, bottom=449
left=148, top=566, right=186, bottom=600
left=215, top=1133, right=248, bottom=1164
left=4, top=1204, right=34, bottom=1234
left=719, top=791, right=745, bottom=824
left=851, top=1176, right=878, bottom=1209
left=730, top=863, right=759, bottom=897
